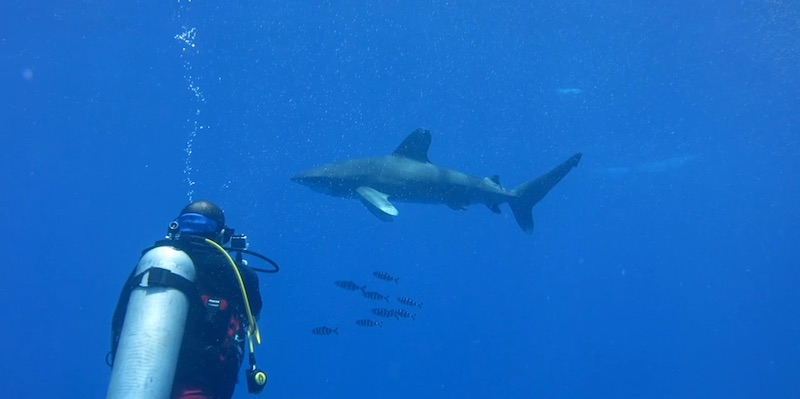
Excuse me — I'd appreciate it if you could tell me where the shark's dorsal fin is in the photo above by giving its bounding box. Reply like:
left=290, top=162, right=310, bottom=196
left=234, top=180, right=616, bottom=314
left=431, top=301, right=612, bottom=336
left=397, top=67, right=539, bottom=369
left=392, top=128, right=432, bottom=163
left=356, top=186, right=399, bottom=222
left=489, top=175, right=501, bottom=185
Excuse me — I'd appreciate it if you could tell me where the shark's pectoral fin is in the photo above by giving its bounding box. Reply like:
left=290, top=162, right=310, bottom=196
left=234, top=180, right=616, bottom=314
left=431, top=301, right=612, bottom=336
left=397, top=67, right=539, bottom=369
left=487, top=203, right=502, bottom=214
left=356, top=186, right=399, bottom=222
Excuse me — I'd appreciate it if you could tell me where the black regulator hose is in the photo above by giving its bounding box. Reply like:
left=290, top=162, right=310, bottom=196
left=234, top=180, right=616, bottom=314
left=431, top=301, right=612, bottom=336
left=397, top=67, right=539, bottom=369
left=226, top=248, right=281, bottom=273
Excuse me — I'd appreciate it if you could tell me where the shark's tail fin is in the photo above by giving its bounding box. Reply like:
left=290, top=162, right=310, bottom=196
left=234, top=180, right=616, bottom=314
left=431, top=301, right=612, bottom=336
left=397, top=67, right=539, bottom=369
left=509, top=153, right=582, bottom=233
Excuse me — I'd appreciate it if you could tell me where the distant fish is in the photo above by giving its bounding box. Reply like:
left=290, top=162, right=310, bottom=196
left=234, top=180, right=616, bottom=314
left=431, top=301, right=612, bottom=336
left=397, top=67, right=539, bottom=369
left=396, top=296, right=422, bottom=308
left=556, top=87, right=583, bottom=95
left=335, top=280, right=366, bottom=292
left=373, top=271, right=399, bottom=283
left=311, top=326, right=338, bottom=335
left=362, top=290, right=390, bottom=302
left=371, top=308, right=397, bottom=319
left=355, top=319, right=383, bottom=328
left=394, top=309, right=416, bottom=320
left=637, top=154, right=698, bottom=173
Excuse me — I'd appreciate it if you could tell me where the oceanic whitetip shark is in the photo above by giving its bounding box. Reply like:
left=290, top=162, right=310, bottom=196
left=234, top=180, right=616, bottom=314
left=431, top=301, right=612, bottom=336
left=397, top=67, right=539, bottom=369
left=292, top=128, right=582, bottom=233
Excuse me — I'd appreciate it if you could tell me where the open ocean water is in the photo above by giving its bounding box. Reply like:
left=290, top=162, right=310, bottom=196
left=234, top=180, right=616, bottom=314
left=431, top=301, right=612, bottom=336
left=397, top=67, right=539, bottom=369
left=1, top=1, right=798, bottom=398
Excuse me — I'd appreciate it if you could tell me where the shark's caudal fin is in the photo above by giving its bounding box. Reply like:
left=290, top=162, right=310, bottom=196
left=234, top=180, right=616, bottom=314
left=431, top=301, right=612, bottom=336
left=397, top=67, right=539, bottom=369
left=509, top=153, right=583, bottom=233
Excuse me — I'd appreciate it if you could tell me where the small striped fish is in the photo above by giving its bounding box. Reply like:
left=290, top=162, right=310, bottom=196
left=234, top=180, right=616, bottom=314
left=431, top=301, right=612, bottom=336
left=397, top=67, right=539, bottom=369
left=355, top=319, right=383, bottom=328
left=335, top=280, right=366, bottom=292
left=372, top=271, right=399, bottom=283
left=394, top=309, right=416, bottom=320
left=362, top=290, right=390, bottom=302
left=371, top=308, right=397, bottom=319
left=397, top=296, right=422, bottom=308
left=311, top=326, right=338, bottom=335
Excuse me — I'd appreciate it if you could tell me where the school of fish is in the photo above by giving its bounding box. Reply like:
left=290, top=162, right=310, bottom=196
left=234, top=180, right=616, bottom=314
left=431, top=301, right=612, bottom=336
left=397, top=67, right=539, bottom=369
left=311, top=270, right=424, bottom=336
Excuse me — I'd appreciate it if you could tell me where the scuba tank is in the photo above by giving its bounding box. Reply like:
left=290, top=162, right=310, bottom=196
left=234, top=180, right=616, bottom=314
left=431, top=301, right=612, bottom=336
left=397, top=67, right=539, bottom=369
left=107, top=245, right=197, bottom=399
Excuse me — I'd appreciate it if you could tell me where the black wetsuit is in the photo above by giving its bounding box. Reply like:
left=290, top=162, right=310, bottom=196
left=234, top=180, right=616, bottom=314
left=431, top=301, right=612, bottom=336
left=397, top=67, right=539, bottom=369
left=173, top=240, right=262, bottom=399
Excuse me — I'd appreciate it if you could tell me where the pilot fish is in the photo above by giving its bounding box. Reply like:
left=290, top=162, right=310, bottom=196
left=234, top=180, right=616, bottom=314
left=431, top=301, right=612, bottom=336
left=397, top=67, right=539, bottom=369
left=372, top=271, right=399, bottom=283
left=362, top=290, right=390, bottom=302
left=397, top=296, right=422, bottom=308
left=335, top=280, right=366, bottom=292
left=355, top=319, right=383, bottom=327
left=311, top=326, right=339, bottom=335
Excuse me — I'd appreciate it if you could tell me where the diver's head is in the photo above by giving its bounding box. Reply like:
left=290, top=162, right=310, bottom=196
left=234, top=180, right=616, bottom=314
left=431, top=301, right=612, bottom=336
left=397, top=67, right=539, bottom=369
left=175, top=200, right=233, bottom=244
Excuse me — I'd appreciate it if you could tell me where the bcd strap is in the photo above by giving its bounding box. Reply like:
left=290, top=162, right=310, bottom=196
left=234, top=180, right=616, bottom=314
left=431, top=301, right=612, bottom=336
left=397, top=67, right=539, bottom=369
left=109, top=265, right=201, bottom=365
left=135, top=266, right=196, bottom=296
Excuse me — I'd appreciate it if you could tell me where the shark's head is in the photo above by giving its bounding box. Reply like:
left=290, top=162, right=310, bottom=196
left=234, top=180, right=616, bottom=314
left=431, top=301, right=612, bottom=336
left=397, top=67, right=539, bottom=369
left=291, top=165, right=351, bottom=196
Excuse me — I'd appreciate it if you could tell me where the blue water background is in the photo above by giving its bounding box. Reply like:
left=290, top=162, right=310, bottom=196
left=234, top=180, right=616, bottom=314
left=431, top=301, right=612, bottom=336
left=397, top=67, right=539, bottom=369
left=2, top=1, right=798, bottom=398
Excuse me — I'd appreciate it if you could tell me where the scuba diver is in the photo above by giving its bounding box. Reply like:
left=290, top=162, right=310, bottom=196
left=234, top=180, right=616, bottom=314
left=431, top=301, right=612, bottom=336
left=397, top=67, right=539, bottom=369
left=107, top=200, right=279, bottom=399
